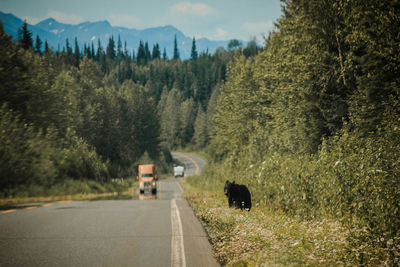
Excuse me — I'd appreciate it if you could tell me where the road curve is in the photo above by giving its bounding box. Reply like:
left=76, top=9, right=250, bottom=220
left=0, top=152, right=218, bottom=267
left=171, top=152, right=206, bottom=176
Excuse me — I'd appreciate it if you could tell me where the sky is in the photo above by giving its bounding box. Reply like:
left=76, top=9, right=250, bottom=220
left=0, top=0, right=283, bottom=41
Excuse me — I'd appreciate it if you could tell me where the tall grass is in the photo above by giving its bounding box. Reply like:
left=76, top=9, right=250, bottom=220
left=187, top=128, right=400, bottom=265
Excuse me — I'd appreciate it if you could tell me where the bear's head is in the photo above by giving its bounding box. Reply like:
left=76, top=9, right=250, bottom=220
left=224, top=180, right=235, bottom=196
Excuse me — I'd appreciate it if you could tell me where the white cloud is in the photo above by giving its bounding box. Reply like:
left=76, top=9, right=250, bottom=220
left=153, top=2, right=218, bottom=38
left=170, top=2, right=217, bottom=17
left=23, top=16, right=45, bottom=25
left=47, top=10, right=84, bottom=24
left=215, top=28, right=228, bottom=39
left=241, top=21, right=275, bottom=37
left=108, top=14, right=142, bottom=28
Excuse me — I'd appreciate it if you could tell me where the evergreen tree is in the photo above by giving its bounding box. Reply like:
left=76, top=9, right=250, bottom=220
left=227, top=39, right=242, bottom=51
left=124, top=41, right=129, bottom=60
left=0, top=22, right=25, bottom=111
left=34, top=35, right=42, bottom=55
left=193, top=106, right=208, bottom=148
left=117, top=35, right=123, bottom=59
left=44, top=40, right=49, bottom=54
left=212, top=53, right=259, bottom=157
left=243, top=37, right=259, bottom=58
left=91, top=42, right=95, bottom=59
left=179, top=98, right=196, bottom=145
left=163, top=48, right=168, bottom=60
left=190, top=37, right=198, bottom=61
left=18, top=20, right=33, bottom=50
left=159, top=88, right=181, bottom=148
left=74, top=37, right=80, bottom=66
left=344, top=0, right=400, bottom=136
left=106, top=36, right=115, bottom=59
left=131, top=49, right=136, bottom=61
left=84, top=43, right=91, bottom=59
left=96, top=39, right=103, bottom=61
left=144, top=42, right=151, bottom=62
left=152, top=43, right=161, bottom=60
left=97, top=39, right=107, bottom=72
left=137, top=41, right=146, bottom=65
left=173, top=35, right=180, bottom=60
left=65, top=38, right=72, bottom=56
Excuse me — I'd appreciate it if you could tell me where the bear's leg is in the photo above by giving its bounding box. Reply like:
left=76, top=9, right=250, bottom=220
left=228, top=195, right=233, bottom=207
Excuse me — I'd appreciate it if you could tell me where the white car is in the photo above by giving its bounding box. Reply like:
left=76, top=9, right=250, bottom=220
left=174, top=166, right=184, bottom=178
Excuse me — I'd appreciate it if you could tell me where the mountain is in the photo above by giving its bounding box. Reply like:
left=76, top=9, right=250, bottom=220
left=0, top=11, right=231, bottom=59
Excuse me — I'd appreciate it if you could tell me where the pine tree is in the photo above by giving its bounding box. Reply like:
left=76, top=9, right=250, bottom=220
left=124, top=41, right=129, bottom=60
left=243, top=37, right=259, bottom=58
left=18, top=20, right=33, bottom=50
left=84, top=43, right=92, bottom=59
left=44, top=40, right=49, bottom=54
left=179, top=98, right=196, bottom=145
left=212, top=53, right=259, bottom=157
left=163, top=48, right=168, bottom=60
left=173, top=35, right=180, bottom=60
left=65, top=38, right=72, bottom=56
left=106, top=36, right=115, bottom=59
left=74, top=37, right=80, bottom=65
left=137, top=41, right=146, bottom=65
left=117, top=35, right=123, bottom=59
left=159, top=88, right=182, bottom=148
left=34, top=35, right=42, bottom=55
left=190, top=37, right=198, bottom=61
left=144, top=42, right=151, bottom=62
left=91, top=42, right=95, bottom=59
left=131, top=49, right=136, bottom=61
left=152, top=43, right=161, bottom=60
left=193, top=106, right=208, bottom=148
left=96, top=39, right=103, bottom=61
left=227, top=39, right=242, bottom=51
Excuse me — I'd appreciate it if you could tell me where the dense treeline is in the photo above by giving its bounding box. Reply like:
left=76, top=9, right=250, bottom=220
left=206, top=0, right=400, bottom=264
left=0, top=25, right=160, bottom=194
left=0, top=21, right=251, bottom=197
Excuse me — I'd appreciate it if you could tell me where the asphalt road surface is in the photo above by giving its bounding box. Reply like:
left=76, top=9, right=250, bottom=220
left=0, top=153, right=218, bottom=267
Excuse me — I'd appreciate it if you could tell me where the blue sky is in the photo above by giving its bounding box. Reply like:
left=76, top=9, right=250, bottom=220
left=0, top=0, right=283, bottom=41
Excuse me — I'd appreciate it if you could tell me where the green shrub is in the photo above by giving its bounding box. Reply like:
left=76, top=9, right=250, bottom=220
left=0, top=105, right=58, bottom=192
left=193, top=124, right=400, bottom=265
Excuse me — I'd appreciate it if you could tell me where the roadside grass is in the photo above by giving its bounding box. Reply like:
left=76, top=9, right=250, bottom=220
left=0, top=178, right=137, bottom=207
left=180, top=178, right=348, bottom=266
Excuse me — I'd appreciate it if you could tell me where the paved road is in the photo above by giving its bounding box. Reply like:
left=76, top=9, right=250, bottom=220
left=0, top=153, right=218, bottom=267
left=171, top=152, right=206, bottom=177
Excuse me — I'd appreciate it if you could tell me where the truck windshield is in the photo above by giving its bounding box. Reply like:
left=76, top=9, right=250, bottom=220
left=141, top=174, right=153, bottom=178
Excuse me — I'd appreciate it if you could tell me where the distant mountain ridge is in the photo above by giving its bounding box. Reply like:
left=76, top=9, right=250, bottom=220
left=0, top=11, right=231, bottom=59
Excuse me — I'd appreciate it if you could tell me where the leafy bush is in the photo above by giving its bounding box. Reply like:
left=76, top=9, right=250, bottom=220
left=0, top=105, right=111, bottom=197
left=196, top=127, right=400, bottom=265
left=0, top=105, right=57, bottom=193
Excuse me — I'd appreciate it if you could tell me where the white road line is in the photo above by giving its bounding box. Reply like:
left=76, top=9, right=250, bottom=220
left=171, top=198, right=186, bottom=267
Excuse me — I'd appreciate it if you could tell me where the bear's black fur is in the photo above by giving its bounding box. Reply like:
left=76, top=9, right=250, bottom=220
left=224, top=180, right=251, bottom=211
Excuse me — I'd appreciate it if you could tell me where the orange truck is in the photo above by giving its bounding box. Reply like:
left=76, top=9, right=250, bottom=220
left=137, top=164, right=158, bottom=194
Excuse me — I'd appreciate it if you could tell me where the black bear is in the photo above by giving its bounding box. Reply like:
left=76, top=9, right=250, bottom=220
left=224, top=180, right=252, bottom=211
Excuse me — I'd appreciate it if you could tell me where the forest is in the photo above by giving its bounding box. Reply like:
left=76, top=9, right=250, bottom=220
left=1, top=0, right=399, bottom=264
left=200, top=0, right=399, bottom=264
left=0, top=19, right=261, bottom=197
